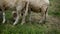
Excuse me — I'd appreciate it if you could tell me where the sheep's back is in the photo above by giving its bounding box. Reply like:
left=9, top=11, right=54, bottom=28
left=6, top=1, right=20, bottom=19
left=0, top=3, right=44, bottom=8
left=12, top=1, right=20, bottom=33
left=29, top=0, right=49, bottom=12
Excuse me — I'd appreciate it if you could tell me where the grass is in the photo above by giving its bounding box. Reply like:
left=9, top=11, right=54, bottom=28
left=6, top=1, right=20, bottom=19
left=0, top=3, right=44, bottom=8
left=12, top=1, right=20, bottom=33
left=0, top=23, right=48, bottom=34
left=48, top=0, right=60, bottom=17
left=0, top=0, right=60, bottom=34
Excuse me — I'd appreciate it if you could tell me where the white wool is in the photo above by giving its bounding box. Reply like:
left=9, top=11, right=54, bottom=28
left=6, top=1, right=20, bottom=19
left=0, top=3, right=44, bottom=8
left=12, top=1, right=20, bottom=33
left=0, top=0, right=49, bottom=8
left=43, top=0, right=49, bottom=4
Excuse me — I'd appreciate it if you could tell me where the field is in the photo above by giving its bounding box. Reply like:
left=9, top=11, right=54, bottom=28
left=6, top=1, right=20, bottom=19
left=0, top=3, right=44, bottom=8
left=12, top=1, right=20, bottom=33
left=0, top=0, right=60, bottom=34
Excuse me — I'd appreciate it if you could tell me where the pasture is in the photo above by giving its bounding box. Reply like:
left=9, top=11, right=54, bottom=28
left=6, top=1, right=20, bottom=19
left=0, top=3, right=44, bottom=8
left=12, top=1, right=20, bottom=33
left=0, top=0, right=60, bottom=34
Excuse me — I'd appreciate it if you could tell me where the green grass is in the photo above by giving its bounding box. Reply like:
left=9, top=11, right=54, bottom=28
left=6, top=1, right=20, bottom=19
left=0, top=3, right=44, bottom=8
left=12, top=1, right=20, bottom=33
left=48, top=0, right=60, bottom=17
left=0, top=22, right=60, bottom=34
left=0, top=23, right=48, bottom=34
left=0, top=0, right=60, bottom=34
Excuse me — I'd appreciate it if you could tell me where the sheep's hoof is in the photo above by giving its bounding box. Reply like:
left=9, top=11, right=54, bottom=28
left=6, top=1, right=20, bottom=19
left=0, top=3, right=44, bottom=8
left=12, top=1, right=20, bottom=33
left=39, top=21, right=43, bottom=24
left=13, top=22, right=17, bottom=25
left=2, top=20, right=5, bottom=24
left=13, top=24, right=15, bottom=25
left=21, top=21, right=25, bottom=25
left=39, top=20, right=46, bottom=24
left=2, top=22, right=5, bottom=24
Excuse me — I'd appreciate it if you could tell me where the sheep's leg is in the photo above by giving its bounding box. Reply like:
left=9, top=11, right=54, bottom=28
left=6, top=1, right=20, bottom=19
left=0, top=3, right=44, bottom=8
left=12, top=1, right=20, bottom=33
left=13, top=14, right=19, bottom=25
left=39, top=5, right=48, bottom=24
left=1, top=7, right=6, bottom=23
left=13, top=10, right=20, bottom=25
left=2, top=12, right=6, bottom=23
left=13, top=7, right=21, bottom=25
left=12, top=11, right=17, bottom=20
left=13, top=1, right=26, bottom=25
left=21, top=2, right=29, bottom=25
left=28, top=8, right=32, bottom=23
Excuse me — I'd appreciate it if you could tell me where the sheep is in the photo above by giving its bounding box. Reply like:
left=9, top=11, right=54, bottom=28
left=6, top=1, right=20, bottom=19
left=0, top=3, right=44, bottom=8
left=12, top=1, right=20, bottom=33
left=11, top=0, right=50, bottom=25
left=0, top=0, right=27, bottom=25
left=0, top=0, right=49, bottom=25
left=20, top=0, right=50, bottom=25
